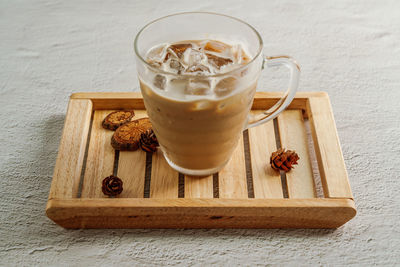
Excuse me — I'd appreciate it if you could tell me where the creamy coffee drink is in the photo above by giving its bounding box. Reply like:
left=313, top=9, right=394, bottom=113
left=135, top=13, right=300, bottom=175
left=139, top=40, right=258, bottom=172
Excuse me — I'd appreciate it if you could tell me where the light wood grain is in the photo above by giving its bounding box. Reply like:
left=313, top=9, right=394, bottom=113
left=46, top=198, right=356, bottom=229
left=248, top=117, right=283, bottom=198
left=117, top=152, right=145, bottom=198
left=277, top=110, right=317, bottom=198
left=185, top=175, right=213, bottom=198
left=307, top=95, right=353, bottom=198
left=81, top=110, right=115, bottom=198
left=218, top=136, right=248, bottom=198
left=70, top=92, right=326, bottom=115
left=117, top=110, right=148, bottom=198
left=70, top=91, right=324, bottom=100
left=47, top=92, right=356, bottom=229
left=49, top=99, right=92, bottom=199
left=150, top=149, right=179, bottom=198
left=70, top=92, right=143, bottom=99
left=71, top=92, right=145, bottom=110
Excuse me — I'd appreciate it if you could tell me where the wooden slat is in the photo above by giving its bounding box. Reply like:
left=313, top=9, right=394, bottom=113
left=49, top=99, right=92, bottom=199
left=71, top=92, right=145, bottom=110
left=117, top=110, right=148, bottom=198
left=70, top=92, right=328, bottom=115
left=248, top=117, right=283, bottom=198
left=70, top=91, right=324, bottom=100
left=150, top=149, right=179, bottom=198
left=81, top=110, right=115, bottom=198
left=70, top=92, right=143, bottom=99
left=218, top=136, right=248, bottom=198
left=46, top=198, right=356, bottom=229
left=307, top=95, right=353, bottom=198
left=277, top=110, right=316, bottom=198
left=185, top=175, right=213, bottom=198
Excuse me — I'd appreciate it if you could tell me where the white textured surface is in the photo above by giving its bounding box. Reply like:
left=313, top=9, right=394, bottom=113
left=1, top=0, right=400, bottom=265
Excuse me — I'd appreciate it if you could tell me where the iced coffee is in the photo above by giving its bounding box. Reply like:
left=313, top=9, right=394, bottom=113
left=139, top=40, right=258, bottom=173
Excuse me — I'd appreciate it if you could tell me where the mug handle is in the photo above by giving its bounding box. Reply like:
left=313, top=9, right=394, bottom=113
left=246, top=55, right=300, bottom=129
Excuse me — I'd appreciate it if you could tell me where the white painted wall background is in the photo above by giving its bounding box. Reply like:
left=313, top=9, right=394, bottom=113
left=0, top=0, right=399, bottom=265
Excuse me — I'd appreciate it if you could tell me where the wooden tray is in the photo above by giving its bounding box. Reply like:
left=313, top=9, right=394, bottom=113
left=46, top=92, right=356, bottom=228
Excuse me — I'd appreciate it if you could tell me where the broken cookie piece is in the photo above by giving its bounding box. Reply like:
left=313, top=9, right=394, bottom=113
left=111, top=118, right=152, bottom=151
left=102, top=110, right=135, bottom=131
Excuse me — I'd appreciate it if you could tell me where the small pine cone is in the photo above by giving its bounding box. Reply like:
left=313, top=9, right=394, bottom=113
left=270, top=148, right=299, bottom=172
left=139, top=129, right=159, bottom=153
left=102, top=175, right=123, bottom=196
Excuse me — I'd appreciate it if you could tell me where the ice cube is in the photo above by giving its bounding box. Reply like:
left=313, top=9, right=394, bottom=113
left=215, top=76, right=237, bottom=97
left=206, top=53, right=233, bottom=68
left=169, top=59, right=184, bottom=74
left=153, top=74, right=166, bottom=90
left=149, top=61, right=162, bottom=68
left=183, top=49, right=207, bottom=67
left=185, top=78, right=211, bottom=95
left=190, top=100, right=213, bottom=110
left=242, top=55, right=250, bottom=63
left=187, top=64, right=211, bottom=74
left=204, top=40, right=231, bottom=53
left=240, top=67, right=248, bottom=77
left=165, top=43, right=192, bottom=60
left=170, top=78, right=188, bottom=92
left=233, top=45, right=251, bottom=65
left=147, top=44, right=168, bottom=66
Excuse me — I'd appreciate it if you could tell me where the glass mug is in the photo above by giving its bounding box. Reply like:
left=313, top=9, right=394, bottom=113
left=134, top=12, right=299, bottom=176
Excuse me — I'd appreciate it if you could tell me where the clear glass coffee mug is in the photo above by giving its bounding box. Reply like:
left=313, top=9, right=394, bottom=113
left=134, top=12, right=300, bottom=176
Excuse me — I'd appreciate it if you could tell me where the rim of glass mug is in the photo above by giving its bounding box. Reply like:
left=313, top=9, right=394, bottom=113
left=133, top=12, right=264, bottom=79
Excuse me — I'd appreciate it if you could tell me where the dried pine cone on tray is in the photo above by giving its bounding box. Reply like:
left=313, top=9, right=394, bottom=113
left=102, top=175, right=123, bottom=196
left=139, top=129, right=159, bottom=153
left=270, top=148, right=299, bottom=172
